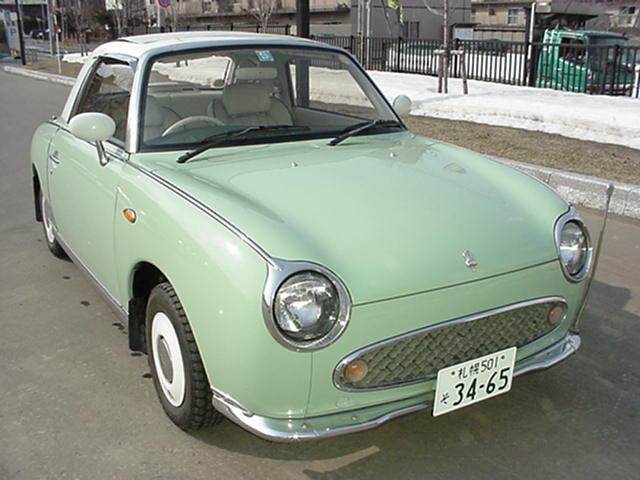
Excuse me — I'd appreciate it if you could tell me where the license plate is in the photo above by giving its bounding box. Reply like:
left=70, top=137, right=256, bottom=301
left=433, top=347, right=517, bottom=417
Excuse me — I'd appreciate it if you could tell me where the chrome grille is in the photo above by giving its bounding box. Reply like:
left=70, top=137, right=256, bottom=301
left=335, top=298, right=566, bottom=391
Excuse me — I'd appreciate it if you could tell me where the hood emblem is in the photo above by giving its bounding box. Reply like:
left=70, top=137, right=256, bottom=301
left=462, top=250, right=478, bottom=270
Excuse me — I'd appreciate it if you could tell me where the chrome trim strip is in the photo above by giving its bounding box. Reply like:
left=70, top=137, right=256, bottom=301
left=56, top=232, right=128, bottom=323
left=127, top=162, right=274, bottom=265
left=211, top=333, right=580, bottom=442
left=333, top=296, right=567, bottom=392
left=572, top=183, right=614, bottom=333
left=261, top=258, right=352, bottom=352
left=553, top=206, right=593, bottom=283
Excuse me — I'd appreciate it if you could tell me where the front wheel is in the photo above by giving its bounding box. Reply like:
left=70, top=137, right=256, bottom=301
left=146, top=282, right=222, bottom=430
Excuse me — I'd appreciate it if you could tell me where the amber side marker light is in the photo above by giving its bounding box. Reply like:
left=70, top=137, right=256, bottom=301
left=548, top=304, right=566, bottom=326
left=345, top=360, right=369, bottom=383
left=123, top=208, right=137, bottom=223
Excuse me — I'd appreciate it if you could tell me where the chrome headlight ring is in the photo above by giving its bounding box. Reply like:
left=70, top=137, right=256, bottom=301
left=262, top=259, right=352, bottom=352
left=554, top=207, right=593, bottom=283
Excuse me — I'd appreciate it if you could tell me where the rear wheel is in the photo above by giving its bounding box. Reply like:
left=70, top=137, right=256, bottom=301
left=146, top=282, right=222, bottom=430
left=39, top=189, right=67, bottom=259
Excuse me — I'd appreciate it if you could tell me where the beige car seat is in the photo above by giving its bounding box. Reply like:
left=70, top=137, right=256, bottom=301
left=209, top=67, right=292, bottom=126
left=143, top=96, right=181, bottom=140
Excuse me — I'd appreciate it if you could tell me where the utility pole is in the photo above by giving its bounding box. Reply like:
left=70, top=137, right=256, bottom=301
left=47, top=0, right=56, bottom=55
left=14, top=0, right=26, bottom=65
left=296, top=0, right=309, bottom=38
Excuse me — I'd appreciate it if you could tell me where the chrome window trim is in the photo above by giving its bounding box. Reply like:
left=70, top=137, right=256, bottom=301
left=262, top=258, right=352, bottom=352
left=554, top=206, right=593, bottom=283
left=333, top=296, right=567, bottom=392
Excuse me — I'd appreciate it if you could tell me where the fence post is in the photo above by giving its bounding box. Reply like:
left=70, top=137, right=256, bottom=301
left=611, top=44, right=620, bottom=95
left=230, top=23, right=234, bottom=31
left=395, top=37, right=402, bottom=71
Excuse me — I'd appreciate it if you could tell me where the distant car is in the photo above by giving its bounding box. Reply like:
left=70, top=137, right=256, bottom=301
left=29, top=29, right=49, bottom=40
left=536, top=29, right=634, bottom=95
left=32, top=31, right=592, bottom=441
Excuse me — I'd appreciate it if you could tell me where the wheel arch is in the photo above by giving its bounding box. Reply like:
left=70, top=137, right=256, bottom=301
left=127, top=261, right=168, bottom=353
left=33, top=164, right=43, bottom=222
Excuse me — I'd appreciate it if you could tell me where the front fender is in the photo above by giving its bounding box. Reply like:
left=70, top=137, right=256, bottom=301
left=113, top=161, right=312, bottom=419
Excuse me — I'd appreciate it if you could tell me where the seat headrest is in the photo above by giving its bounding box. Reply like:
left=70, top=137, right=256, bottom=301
left=222, top=84, right=271, bottom=116
left=144, top=96, right=164, bottom=127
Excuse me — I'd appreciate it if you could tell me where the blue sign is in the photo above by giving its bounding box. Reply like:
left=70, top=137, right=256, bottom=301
left=158, top=0, right=171, bottom=8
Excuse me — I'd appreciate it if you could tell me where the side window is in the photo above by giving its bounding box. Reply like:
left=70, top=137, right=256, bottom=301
left=74, top=58, right=134, bottom=143
left=558, top=38, right=585, bottom=66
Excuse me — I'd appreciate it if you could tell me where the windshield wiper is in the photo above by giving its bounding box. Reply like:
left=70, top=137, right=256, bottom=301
left=328, top=119, right=404, bottom=146
left=177, top=125, right=309, bottom=164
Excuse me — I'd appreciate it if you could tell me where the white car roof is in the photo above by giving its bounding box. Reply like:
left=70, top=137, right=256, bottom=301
left=92, top=31, right=331, bottom=60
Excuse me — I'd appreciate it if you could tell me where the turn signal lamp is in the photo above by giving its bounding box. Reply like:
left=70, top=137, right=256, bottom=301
left=345, top=360, right=369, bottom=383
left=548, top=304, right=566, bottom=326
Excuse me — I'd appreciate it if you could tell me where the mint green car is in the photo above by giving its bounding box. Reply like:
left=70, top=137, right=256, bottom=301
left=31, top=32, right=593, bottom=441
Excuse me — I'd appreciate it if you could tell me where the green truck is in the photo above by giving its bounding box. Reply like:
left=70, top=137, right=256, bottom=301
left=536, top=29, right=636, bottom=94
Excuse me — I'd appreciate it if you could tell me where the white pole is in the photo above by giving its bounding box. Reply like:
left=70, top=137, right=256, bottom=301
left=53, top=0, right=61, bottom=72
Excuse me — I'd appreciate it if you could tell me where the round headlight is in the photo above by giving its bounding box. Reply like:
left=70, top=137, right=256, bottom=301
left=558, top=219, right=589, bottom=279
left=274, top=271, right=340, bottom=341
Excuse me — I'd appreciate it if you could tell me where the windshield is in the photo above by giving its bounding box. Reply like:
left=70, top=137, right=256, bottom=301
left=140, top=46, right=402, bottom=150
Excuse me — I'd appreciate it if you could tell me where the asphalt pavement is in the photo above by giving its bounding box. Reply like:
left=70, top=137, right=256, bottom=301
left=0, top=68, right=639, bottom=480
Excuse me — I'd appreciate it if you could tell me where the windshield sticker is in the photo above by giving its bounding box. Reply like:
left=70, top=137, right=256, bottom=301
left=255, top=50, right=274, bottom=62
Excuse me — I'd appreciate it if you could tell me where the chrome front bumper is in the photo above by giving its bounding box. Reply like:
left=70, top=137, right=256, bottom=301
left=211, top=332, right=581, bottom=442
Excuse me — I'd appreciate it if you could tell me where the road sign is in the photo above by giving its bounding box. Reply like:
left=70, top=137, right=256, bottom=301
left=158, top=0, right=171, bottom=8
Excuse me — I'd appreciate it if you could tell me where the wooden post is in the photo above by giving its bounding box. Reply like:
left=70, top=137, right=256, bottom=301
left=458, top=50, right=468, bottom=95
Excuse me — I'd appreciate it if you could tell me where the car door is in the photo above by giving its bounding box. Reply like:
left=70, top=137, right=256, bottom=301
left=48, top=57, right=134, bottom=299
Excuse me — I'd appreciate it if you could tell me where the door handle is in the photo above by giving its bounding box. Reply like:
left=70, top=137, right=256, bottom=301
left=49, top=152, right=61, bottom=165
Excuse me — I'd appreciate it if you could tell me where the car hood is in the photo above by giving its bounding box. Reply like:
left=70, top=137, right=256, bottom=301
left=142, top=133, right=568, bottom=305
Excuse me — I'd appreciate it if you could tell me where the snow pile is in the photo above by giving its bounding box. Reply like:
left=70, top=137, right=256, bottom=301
left=370, top=71, right=640, bottom=150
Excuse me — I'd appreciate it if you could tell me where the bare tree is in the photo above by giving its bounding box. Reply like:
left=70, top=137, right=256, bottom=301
left=419, top=0, right=451, bottom=93
left=246, top=0, right=279, bottom=31
left=107, top=0, right=147, bottom=36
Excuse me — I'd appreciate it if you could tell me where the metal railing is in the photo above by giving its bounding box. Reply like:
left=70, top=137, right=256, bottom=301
left=101, top=26, right=640, bottom=98
left=309, top=35, right=639, bottom=97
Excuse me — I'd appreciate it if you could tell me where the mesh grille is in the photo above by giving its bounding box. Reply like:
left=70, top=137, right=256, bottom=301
left=337, top=300, right=564, bottom=390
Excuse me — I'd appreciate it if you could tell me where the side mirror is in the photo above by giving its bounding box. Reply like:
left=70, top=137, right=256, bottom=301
left=69, top=112, right=116, bottom=166
left=392, top=95, right=412, bottom=119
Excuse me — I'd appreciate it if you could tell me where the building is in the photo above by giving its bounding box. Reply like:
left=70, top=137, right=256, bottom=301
left=144, top=0, right=351, bottom=35
left=470, top=0, right=604, bottom=41
left=349, top=0, right=472, bottom=40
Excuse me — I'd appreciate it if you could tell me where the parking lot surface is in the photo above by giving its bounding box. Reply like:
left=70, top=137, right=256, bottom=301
left=1, top=69, right=639, bottom=480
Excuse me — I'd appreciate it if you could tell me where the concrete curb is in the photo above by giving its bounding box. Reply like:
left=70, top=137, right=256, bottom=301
left=4, top=65, right=639, bottom=220
left=3, top=65, right=76, bottom=87
left=494, top=158, right=640, bottom=220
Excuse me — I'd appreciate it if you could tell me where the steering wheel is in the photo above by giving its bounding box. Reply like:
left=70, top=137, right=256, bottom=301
left=162, top=116, right=224, bottom=136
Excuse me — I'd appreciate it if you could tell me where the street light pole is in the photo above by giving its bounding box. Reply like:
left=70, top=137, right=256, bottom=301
left=296, top=0, right=309, bottom=38
left=14, top=0, right=26, bottom=65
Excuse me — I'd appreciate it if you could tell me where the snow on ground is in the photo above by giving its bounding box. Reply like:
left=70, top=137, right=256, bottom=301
left=63, top=52, right=640, bottom=150
left=370, top=71, right=640, bottom=150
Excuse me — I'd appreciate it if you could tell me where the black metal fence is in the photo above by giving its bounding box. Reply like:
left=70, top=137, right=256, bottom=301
left=111, top=25, right=640, bottom=97
left=309, top=35, right=640, bottom=97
